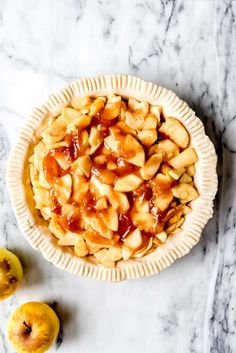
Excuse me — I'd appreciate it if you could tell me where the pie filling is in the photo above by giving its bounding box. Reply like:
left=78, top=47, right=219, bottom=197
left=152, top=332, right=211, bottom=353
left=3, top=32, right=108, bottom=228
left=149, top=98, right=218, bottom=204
left=29, top=95, right=199, bottom=266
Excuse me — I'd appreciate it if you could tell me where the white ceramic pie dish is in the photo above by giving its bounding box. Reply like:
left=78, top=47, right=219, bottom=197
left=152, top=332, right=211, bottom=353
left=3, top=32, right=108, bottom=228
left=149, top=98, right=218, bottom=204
left=6, top=74, right=217, bottom=281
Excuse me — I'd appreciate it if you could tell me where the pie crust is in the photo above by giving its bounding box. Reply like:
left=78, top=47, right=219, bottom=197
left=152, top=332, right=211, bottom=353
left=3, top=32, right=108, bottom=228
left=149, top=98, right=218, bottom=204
left=6, top=74, right=218, bottom=281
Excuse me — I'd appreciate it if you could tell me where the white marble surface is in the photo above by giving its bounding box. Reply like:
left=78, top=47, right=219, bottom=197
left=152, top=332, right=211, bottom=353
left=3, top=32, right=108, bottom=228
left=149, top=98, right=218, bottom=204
left=0, top=0, right=236, bottom=352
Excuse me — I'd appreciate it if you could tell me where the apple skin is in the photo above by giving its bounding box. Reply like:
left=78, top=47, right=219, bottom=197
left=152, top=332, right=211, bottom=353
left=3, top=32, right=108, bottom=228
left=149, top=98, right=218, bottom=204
left=7, top=302, right=60, bottom=353
left=0, top=248, right=23, bottom=301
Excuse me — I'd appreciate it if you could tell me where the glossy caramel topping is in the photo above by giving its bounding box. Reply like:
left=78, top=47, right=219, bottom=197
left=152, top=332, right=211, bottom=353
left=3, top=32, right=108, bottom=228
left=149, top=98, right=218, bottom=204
left=118, top=213, right=135, bottom=239
left=43, top=154, right=63, bottom=184
left=51, top=197, right=62, bottom=215
left=91, top=165, right=117, bottom=185
left=91, top=112, right=118, bottom=128
left=60, top=214, right=81, bottom=233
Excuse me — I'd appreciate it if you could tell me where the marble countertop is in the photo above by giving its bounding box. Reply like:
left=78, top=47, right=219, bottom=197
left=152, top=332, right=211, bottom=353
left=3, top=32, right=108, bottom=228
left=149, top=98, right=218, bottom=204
left=0, top=1, right=236, bottom=352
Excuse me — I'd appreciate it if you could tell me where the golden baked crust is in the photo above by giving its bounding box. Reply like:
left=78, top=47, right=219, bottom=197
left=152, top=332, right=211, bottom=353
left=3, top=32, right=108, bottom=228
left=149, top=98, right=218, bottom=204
left=6, top=75, right=217, bottom=281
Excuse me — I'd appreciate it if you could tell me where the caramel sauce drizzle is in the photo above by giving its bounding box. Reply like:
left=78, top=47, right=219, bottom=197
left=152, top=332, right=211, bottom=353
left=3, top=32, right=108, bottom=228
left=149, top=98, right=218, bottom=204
left=42, top=107, right=169, bottom=237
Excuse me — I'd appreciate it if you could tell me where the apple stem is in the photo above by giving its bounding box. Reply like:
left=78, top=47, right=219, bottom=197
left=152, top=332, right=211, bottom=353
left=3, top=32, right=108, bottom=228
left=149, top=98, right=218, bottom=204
left=23, top=321, right=32, bottom=334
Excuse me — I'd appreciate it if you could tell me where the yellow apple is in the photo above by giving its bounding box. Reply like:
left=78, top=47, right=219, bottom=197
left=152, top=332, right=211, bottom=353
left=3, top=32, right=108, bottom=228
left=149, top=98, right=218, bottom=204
left=8, top=302, right=60, bottom=353
left=0, top=248, right=23, bottom=301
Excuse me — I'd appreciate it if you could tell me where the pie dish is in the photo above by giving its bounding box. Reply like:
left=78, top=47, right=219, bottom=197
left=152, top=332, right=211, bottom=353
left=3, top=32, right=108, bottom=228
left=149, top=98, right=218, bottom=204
left=6, top=74, right=217, bottom=281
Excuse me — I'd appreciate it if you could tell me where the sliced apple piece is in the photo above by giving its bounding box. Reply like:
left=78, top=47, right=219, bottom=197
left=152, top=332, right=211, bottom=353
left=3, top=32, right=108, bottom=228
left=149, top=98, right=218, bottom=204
left=42, top=115, right=67, bottom=144
left=104, top=246, right=122, bottom=262
left=40, top=207, right=51, bottom=220
left=131, top=212, right=156, bottom=232
left=90, top=218, right=113, bottom=239
left=62, top=107, right=80, bottom=123
left=102, top=96, right=121, bottom=120
left=119, top=100, right=127, bottom=120
left=165, top=223, right=178, bottom=234
left=163, top=205, right=183, bottom=223
left=49, top=216, right=65, bottom=239
left=116, top=121, right=137, bottom=136
left=67, top=114, right=91, bottom=132
left=150, top=105, right=161, bottom=122
left=155, top=231, right=167, bottom=243
left=70, top=96, right=92, bottom=110
left=96, top=197, right=108, bottom=210
left=114, top=174, right=142, bottom=192
left=60, top=203, right=81, bottom=229
left=32, top=181, right=43, bottom=189
left=124, top=228, right=142, bottom=250
left=172, top=183, right=199, bottom=203
left=107, top=160, right=117, bottom=170
left=47, top=141, right=69, bottom=150
left=124, top=111, right=144, bottom=131
left=54, top=174, right=72, bottom=204
left=52, top=152, right=71, bottom=171
left=58, top=232, right=77, bottom=246
left=153, top=194, right=173, bottom=212
left=153, top=237, right=162, bottom=246
left=168, top=168, right=185, bottom=180
left=123, top=134, right=145, bottom=167
left=128, top=98, right=149, bottom=116
left=33, top=187, right=51, bottom=208
left=166, top=210, right=182, bottom=225
left=180, top=173, right=192, bottom=183
left=122, top=247, right=133, bottom=261
left=148, top=144, right=159, bottom=157
left=94, top=249, right=115, bottom=267
left=33, top=142, right=47, bottom=171
left=157, top=139, right=179, bottom=160
left=114, top=192, right=130, bottom=213
left=81, top=130, right=89, bottom=151
left=104, top=135, right=120, bottom=153
left=93, top=155, right=107, bottom=165
left=84, top=229, right=115, bottom=248
left=143, top=114, right=158, bottom=130
left=29, top=164, right=39, bottom=186
left=89, top=126, right=103, bottom=154
left=93, top=248, right=107, bottom=261
left=137, top=129, right=157, bottom=147
left=159, top=117, right=189, bottom=148
left=74, top=235, right=88, bottom=257
left=92, top=181, right=129, bottom=211
left=128, top=97, right=139, bottom=110
left=132, top=198, right=149, bottom=213
left=29, top=153, right=34, bottom=163
left=160, top=163, right=173, bottom=180
left=73, top=155, right=92, bottom=177
left=90, top=176, right=114, bottom=201
left=176, top=217, right=185, bottom=228
left=133, top=237, right=153, bottom=258
left=86, top=242, right=103, bottom=254
left=101, top=208, right=118, bottom=231
left=182, top=205, right=192, bottom=215
left=38, top=170, right=51, bottom=189
left=140, top=153, right=163, bottom=180
left=89, top=98, right=105, bottom=116
left=186, top=164, right=196, bottom=177
left=71, top=174, right=89, bottom=202
left=151, top=173, right=173, bottom=211
left=91, top=167, right=116, bottom=185
left=169, top=147, right=198, bottom=169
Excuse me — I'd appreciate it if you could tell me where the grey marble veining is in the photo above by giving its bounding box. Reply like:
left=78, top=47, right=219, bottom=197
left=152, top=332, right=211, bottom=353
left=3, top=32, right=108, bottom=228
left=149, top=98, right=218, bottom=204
left=0, top=1, right=236, bottom=352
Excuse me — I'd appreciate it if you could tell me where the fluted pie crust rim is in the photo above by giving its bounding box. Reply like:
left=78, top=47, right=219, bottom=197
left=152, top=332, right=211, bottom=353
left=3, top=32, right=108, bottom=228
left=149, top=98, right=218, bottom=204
left=6, top=74, right=218, bottom=281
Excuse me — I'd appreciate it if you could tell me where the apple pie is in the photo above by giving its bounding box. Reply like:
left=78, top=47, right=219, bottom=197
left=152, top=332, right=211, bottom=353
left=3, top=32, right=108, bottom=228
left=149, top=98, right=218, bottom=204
left=28, top=93, right=200, bottom=267
left=7, top=75, right=217, bottom=280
